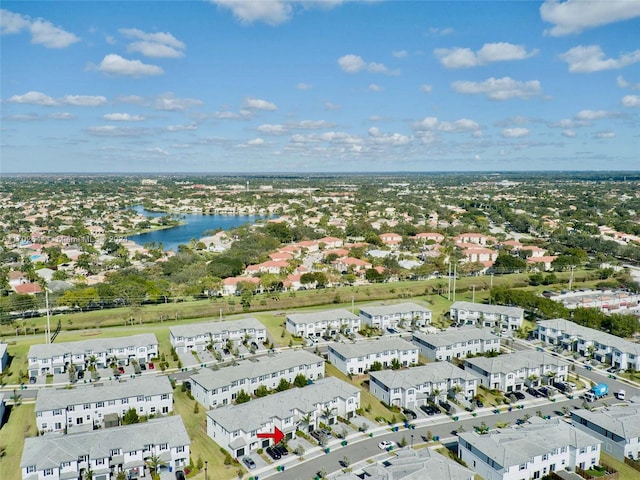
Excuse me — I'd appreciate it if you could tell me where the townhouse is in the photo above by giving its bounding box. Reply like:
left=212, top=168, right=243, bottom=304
left=458, top=418, right=602, bottom=480
left=286, top=308, right=360, bottom=338
left=536, top=319, right=640, bottom=370
left=333, top=447, right=474, bottom=480
left=169, top=317, right=267, bottom=354
left=28, top=334, right=159, bottom=378
left=206, top=377, right=360, bottom=458
left=412, top=327, right=500, bottom=361
left=0, top=342, right=7, bottom=373
left=190, top=350, right=324, bottom=408
left=449, top=301, right=524, bottom=331
left=35, top=375, right=173, bottom=434
left=369, top=362, right=478, bottom=408
left=571, top=406, right=640, bottom=461
left=358, top=302, right=432, bottom=330
left=0, top=393, right=5, bottom=428
left=21, top=416, right=190, bottom=480
left=463, top=350, right=570, bottom=393
left=327, top=337, right=418, bottom=375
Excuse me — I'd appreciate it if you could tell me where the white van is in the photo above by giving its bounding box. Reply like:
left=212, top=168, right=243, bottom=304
left=616, top=389, right=626, bottom=400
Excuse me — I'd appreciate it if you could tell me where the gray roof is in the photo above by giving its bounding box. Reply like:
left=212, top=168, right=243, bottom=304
left=28, top=334, right=158, bottom=359
left=413, top=327, right=496, bottom=348
left=328, top=338, right=417, bottom=359
left=35, top=375, right=173, bottom=413
left=465, top=349, right=570, bottom=375
left=458, top=418, right=600, bottom=470
left=286, top=308, right=359, bottom=326
left=370, top=363, right=478, bottom=390
left=170, top=317, right=265, bottom=338
left=571, top=406, right=640, bottom=440
left=206, top=376, right=359, bottom=433
left=537, top=318, right=640, bottom=355
left=451, top=301, right=524, bottom=317
left=359, top=302, right=431, bottom=317
left=334, top=447, right=474, bottom=480
left=190, top=350, right=323, bottom=391
left=21, top=416, right=189, bottom=470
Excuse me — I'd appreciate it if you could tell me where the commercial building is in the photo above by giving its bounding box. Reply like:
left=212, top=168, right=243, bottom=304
left=169, top=317, right=267, bottom=354
left=358, top=302, right=432, bottom=330
left=327, top=338, right=418, bottom=375
left=285, top=308, right=360, bottom=338
left=412, top=327, right=500, bottom=361
left=449, top=302, right=524, bottom=331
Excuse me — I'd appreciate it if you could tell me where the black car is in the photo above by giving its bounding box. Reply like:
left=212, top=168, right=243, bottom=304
left=175, top=471, right=186, bottom=480
left=539, top=387, right=550, bottom=397
left=419, top=404, right=434, bottom=415
left=77, top=370, right=84, bottom=379
left=266, top=446, right=281, bottom=460
left=475, top=399, right=484, bottom=408
left=403, top=409, right=417, bottom=420
left=526, top=387, right=542, bottom=397
left=439, top=401, right=452, bottom=413
left=513, top=391, right=525, bottom=400
left=275, top=443, right=289, bottom=456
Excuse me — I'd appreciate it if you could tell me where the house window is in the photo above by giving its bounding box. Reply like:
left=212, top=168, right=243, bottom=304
left=162, top=406, right=169, bottom=414
left=96, top=459, right=105, bottom=465
left=177, top=446, right=185, bottom=453
left=519, top=464, right=526, bottom=470
left=26, top=466, right=36, bottom=473
left=44, top=469, right=54, bottom=476
left=161, top=394, right=169, bottom=400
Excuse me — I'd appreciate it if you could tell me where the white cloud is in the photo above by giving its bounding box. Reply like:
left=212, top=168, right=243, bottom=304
left=435, top=42, right=537, bottom=69
left=63, top=95, right=107, bottom=107
left=247, top=138, right=265, bottom=146
left=559, top=45, right=640, bottom=73
left=452, top=77, right=543, bottom=100
left=120, top=28, right=186, bottom=58
left=1, top=9, right=80, bottom=48
left=165, top=124, right=197, bottom=131
left=85, top=125, right=149, bottom=136
left=574, top=109, right=612, bottom=121
left=338, top=54, right=399, bottom=75
left=296, top=82, right=312, bottom=90
left=368, top=127, right=411, bottom=146
left=501, top=127, right=529, bottom=138
left=420, top=84, right=433, bottom=94
left=289, top=120, right=333, bottom=130
left=413, top=117, right=440, bottom=131
left=562, top=129, right=577, bottom=138
left=540, top=0, right=640, bottom=36
left=428, top=27, right=454, bottom=36
left=324, top=102, right=341, bottom=111
left=211, top=0, right=345, bottom=26
left=8, top=91, right=58, bottom=106
left=50, top=112, right=75, bottom=120
left=103, top=113, right=145, bottom=121
left=155, top=93, right=203, bottom=111
left=413, top=116, right=481, bottom=136
left=617, top=75, right=640, bottom=90
left=128, top=41, right=184, bottom=58
left=368, top=84, right=382, bottom=92
left=595, top=130, right=615, bottom=139
left=243, top=97, right=277, bottom=110
left=258, top=124, right=287, bottom=135
left=622, top=95, right=640, bottom=107
left=392, top=50, right=408, bottom=59
left=93, top=54, right=164, bottom=77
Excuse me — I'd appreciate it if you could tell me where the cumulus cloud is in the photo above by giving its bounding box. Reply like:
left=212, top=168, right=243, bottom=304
left=103, top=113, right=145, bottom=121
left=420, top=84, right=433, bottom=94
left=338, top=54, right=399, bottom=75
left=92, top=54, right=164, bottom=77
left=574, top=109, right=613, bottom=121
left=258, top=124, right=287, bottom=135
left=617, top=75, right=640, bottom=90
left=63, top=95, right=107, bottom=107
left=247, top=138, right=265, bottom=146
left=85, top=125, right=149, bottom=137
left=501, top=127, right=529, bottom=138
left=165, top=124, right=198, bottom=131
left=211, top=0, right=345, bottom=26
left=595, top=130, right=615, bottom=139
left=0, top=9, right=80, bottom=48
left=8, top=91, right=58, bottom=106
left=368, top=84, right=382, bottom=92
left=413, top=116, right=481, bottom=136
left=296, top=82, right=312, bottom=90
left=622, top=95, right=640, bottom=107
left=243, top=97, right=277, bottom=110
left=559, top=45, right=640, bottom=73
left=540, top=0, right=640, bottom=36
left=451, top=77, right=543, bottom=100
left=435, top=42, right=537, bottom=69
left=392, top=50, right=408, bottom=59
left=50, top=112, right=75, bottom=120
left=562, top=129, right=577, bottom=138
left=120, top=28, right=186, bottom=58
left=368, top=127, right=411, bottom=146
left=8, top=91, right=107, bottom=107
left=155, top=93, right=203, bottom=111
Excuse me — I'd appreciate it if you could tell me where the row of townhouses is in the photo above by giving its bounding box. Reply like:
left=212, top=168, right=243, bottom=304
left=358, top=302, right=432, bottom=330
left=21, top=416, right=190, bottom=480
left=369, top=362, right=478, bottom=408
left=535, top=318, right=640, bottom=370
left=190, top=350, right=324, bottom=408
left=327, top=337, right=419, bottom=375
left=449, top=301, right=524, bottom=331
left=412, top=327, right=500, bottom=361
left=28, top=334, right=159, bottom=378
left=35, top=375, right=174, bottom=434
left=206, top=377, right=360, bottom=458
left=458, top=417, right=602, bottom=480
left=169, top=317, right=267, bottom=354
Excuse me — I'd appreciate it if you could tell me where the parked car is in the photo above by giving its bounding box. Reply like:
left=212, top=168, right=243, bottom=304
left=175, top=471, right=186, bottom=480
left=275, top=444, right=289, bottom=456
left=242, top=457, right=256, bottom=469
left=403, top=409, right=417, bottom=420
left=378, top=440, right=393, bottom=450
left=439, top=401, right=453, bottom=413
left=118, top=366, right=125, bottom=374
left=526, top=387, right=542, bottom=397
left=148, top=362, right=154, bottom=369
left=266, top=446, right=281, bottom=460
left=475, top=399, right=484, bottom=408
left=512, top=391, right=525, bottom=400
left=420, top=404, right=437, bottom=416
left=140, top=363, right=147, bottom=370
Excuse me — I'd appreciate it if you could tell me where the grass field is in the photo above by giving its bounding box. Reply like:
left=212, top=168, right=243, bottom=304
left=600, top=452, right=640, bottom=480
left=0, top=403, right=36, bottom=480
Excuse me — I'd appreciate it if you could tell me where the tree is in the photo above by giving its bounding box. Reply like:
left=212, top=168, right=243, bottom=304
left=235, top=389, right=251, bottom=404
left=255, top=385, right=269, bottom=397
left=321, top=406, right=337, bottom=424
left=369, top=361, right=383, bottom=372
left=293, top=373, right=308, bottom=388
left=146, top=454, right=166, bottom=480
left=390, top=358, right=401, bottom=370
left=122, top=408, right=140, bottom=425
left=276, top=378, right=291, bottom=392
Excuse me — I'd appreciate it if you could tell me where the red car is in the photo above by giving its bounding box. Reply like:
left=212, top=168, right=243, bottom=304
left=118, top=366, right=125, bottom=374
left=148, top=362, right=154, bottom=370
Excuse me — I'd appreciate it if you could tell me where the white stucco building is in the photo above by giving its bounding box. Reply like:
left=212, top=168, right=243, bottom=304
left=327, top=338, right=418, bottom=375
left=169, top=317, right=267, bottom=354
left=450, top=302, right=524, bottom=331
left=412, top=327, right=500, bottom=361
left=358, top=302, right=432, bottom=330
left=285, top=308, right=361, bottom=338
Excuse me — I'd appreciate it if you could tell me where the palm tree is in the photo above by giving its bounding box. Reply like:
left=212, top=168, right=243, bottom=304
left=146, top=454, right=166, bottom=479
left=299, top=412, right=314, bottom=432
left=321, top=406, right=337, bottom=425
left=86, top=355, right=98, bottom=372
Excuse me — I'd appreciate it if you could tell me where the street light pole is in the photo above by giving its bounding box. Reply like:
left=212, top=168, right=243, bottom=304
left=411, top=434, right=414, bottom=449
left=204, top=460, right=208, bottom=480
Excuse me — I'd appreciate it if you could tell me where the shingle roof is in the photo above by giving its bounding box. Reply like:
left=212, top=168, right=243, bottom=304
left=571, top=406, right=640, bottom=440
left=286, top=308, right=359, bottom=326
left=28, top=334, right=158, bottom=359
left=451, top=301, right=524, bottom=317
left=328, top=337, right=416, bottom=359
left=413, top=327, right=496, bottom=348
left=169, top=317, right=265, bottom=339
left=538, top=318, right=640, bottom=355
left=465, top=350, right=570, bottom=375
left=369, top=363, right=478, bottom=390
left=359, top=302, right=432, bottom=317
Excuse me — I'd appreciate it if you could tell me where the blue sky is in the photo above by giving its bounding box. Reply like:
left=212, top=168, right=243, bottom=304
left=1, top=0, right=639, bottom=173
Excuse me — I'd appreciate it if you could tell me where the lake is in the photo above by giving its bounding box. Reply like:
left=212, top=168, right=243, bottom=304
left=127, top=206, right=259, bottom=251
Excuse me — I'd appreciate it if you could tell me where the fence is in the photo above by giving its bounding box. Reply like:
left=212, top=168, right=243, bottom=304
left=576, top=463, right=619, bottom=480
left=623, top=457, right=640, bottom=473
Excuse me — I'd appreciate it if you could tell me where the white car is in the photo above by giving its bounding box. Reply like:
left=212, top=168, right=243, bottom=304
left=378, top=440, right=393, bottom=450
left=617, top=389, right=626, bottom=400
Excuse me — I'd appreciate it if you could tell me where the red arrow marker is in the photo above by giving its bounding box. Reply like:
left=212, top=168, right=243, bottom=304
left=257, top=426, right=284, bottom=444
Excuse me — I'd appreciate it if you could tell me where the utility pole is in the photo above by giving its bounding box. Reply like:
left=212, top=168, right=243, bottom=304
left=472, top=285, right=476, bottom=304
left=447, top=262, right=451, bottom=300
left=568, top=265, right=575, bottom=291
left=351, top=295, right=355, bottom=314
left=453, top=264, right=457, bottom=303
left=45, top=288, right=51, bottom=344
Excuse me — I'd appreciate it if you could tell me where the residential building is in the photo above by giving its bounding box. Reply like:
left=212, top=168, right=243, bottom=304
left=35, top=376, right=173, bottom=434
left=449, top=301, right=524, bottom=331
left=206, top=377, right=360, bottom=458
left=464, top=350, right=570, bottom=392
left=169, top=317, right=267, bottom=354
left=571, top=406, right=640, bottom=461
left=190, top=350, right=324, bottom=408
left=327, top=338, right=418, bottom=375
left=458, top=418, right=602, bottom=480
left=0, top=393, right=5, bottom=428
left=21, top=416, right=190, bottom=480
left=28, top=334, right=159, bottom=378
left=333, top=446, right=474, bottom=480
left=412, top=327, right=500, bottom=361
left=359, top=302, right=432, bottom=330
left=285, top=308, right=360, bottom=338
left=369, top=363, right=478, bottom=408
left=536, top=318, right=640, bottom=370
left=0, top=342, right=7, bottom=373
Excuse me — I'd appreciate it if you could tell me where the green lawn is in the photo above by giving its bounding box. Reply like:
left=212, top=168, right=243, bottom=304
left=0, top=403, right=36, bottom=480
left=600, top=452, right=640, bottom=480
